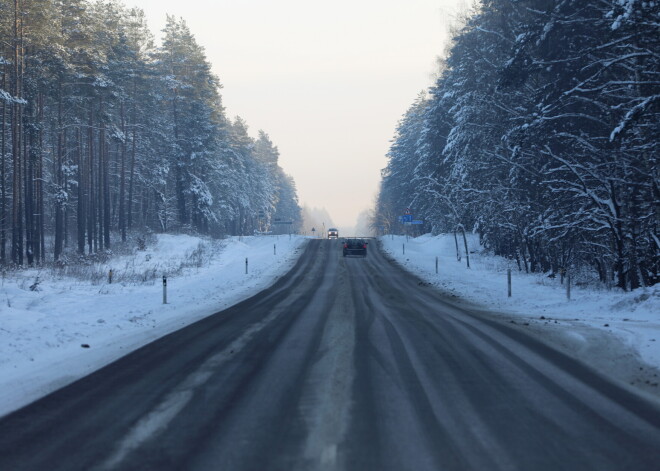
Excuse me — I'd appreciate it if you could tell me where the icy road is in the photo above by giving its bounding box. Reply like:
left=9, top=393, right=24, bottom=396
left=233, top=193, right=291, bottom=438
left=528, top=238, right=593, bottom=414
left=0, top=239, right=659, bottom=470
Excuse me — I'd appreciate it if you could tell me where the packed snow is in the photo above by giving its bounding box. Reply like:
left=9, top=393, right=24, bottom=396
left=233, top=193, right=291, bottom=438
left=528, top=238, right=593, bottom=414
left=2, top=232, right=658, bottom=418
left=0, top=234, right=307, bottom=417
left=380, top=233, right=660, bottom=398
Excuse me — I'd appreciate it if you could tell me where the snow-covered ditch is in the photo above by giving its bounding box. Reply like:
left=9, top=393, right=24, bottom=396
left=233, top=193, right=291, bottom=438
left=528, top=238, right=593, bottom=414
left=0, top=234, right=308, bottom=417
left=380, top=233, right=660, bottom=398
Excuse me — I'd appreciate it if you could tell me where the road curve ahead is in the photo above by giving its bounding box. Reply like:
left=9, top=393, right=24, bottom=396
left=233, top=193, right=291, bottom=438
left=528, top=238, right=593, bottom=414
left=1, top=239, right=659, bottom=470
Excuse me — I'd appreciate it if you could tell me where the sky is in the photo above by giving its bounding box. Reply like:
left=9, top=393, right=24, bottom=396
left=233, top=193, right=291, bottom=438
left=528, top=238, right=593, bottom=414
left=122, top=0, right=465, bottom=230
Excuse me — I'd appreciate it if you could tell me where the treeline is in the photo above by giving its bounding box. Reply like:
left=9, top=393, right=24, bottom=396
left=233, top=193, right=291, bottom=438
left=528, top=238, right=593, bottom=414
left=0, top=0, right=302, bottom=266
left=376, top=0, right=659, bottom=290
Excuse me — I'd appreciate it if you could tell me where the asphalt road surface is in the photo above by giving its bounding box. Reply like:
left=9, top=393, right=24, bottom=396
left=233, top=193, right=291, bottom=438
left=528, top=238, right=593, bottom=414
left=1, top=239, right=659, bottom=470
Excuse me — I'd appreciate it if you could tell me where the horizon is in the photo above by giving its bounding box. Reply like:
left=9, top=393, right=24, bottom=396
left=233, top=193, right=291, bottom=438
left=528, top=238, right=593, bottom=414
left=122, top=0, right=464, bottom=228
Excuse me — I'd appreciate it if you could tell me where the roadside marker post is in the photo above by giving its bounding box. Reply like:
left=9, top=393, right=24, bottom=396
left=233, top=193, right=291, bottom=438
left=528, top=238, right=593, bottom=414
left=163, top=275, right=167, bottom=304
left=436, top=256, right=438, bottom=274
left=245, top=258, right=248, bottom=274
left=274, top=244, right=276, bottom=255
left=403, top=244, right=405, bottom=255
left=507, top=269, right=512, bottom=298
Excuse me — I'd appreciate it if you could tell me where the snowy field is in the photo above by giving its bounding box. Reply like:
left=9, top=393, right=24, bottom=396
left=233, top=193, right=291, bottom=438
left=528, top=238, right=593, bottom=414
left=2, top=232, right=658, bottom=418
left=0, top=234, right=308, bottom=417
left=380, top=234, right=660, bottom=396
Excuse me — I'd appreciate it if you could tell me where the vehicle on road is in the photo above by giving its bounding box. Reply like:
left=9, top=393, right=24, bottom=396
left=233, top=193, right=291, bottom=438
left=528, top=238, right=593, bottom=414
left=343, top=238, right=367, bottom=257
left=328, top=228, right=339, bottom=239
left=1, top=238, right=658, bottom=471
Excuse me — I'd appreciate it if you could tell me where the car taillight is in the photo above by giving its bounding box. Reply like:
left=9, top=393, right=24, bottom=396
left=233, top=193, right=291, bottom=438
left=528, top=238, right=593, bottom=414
left=363, top=244, right=367, bottom=249
left=344, top=243, right=348, bottom=248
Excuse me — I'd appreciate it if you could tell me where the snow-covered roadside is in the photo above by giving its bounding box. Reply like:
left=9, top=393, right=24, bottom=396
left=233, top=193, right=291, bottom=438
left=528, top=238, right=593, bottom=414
left=380, top=234, right=660, bottom=395
left=0, top=234, right=308, bottom=417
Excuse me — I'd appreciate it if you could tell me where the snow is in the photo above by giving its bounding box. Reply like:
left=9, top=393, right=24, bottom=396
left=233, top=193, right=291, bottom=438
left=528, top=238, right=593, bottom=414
left=0, top=234, right=308, bottom=417
left=2, top=232, right=658, bottom=418
left=380, top=233, right=660, bottom=395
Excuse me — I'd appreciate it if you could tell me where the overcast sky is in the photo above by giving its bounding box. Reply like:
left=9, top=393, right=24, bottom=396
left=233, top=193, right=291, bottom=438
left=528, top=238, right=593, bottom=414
left=122, top=0, right=464, bottom=231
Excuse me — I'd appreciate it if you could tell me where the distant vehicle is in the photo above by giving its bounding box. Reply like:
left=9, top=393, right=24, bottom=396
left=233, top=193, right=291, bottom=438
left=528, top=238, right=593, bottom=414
left=343, top=238, right=368, bottom=257
left=328, top=228, right=339, bottom=239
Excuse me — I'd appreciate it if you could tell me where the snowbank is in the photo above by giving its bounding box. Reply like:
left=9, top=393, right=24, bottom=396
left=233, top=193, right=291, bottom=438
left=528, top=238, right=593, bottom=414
left=0, top=234, right=308, bottom=417
left=380, top=234, right=660, bottom=393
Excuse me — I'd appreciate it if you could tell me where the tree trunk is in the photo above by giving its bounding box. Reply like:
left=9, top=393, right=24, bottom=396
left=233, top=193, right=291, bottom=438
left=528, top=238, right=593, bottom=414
left=127, top=77, right=137, bottom=231
left=54, top=93, right=64, bottom=260
left=101, top=98, right=110, bottom=249
left=37, top=93, right=45, bottom=263
left=119, top=101, right=126, bottom=241
left=87, top=107, right=95, bottom=254
left=127, top=126, right=136, bottom=230
left=24, top=101, right=33, bottom=265
left=173, top=91, right=187, bottom=226
left=11, top=0, right=23, bottom=265
left=141, top=186, right=148, bottom=228
left=608, top=181, right=628, bottom=290
left=453, top=230, right=461, bottom=261
left=521, top=239, right=529, bottom=273
left=460, top=225, right=470, bottom=269
left=1, top=68, right=6, bottom=264
left=77, top=126, right=86, bottom=254
left=98, top=97, right=105, bottom=251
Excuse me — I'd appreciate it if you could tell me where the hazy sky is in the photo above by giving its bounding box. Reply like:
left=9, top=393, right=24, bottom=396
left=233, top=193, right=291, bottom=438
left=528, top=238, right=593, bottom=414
left=122, top=0, right=463, bottom=230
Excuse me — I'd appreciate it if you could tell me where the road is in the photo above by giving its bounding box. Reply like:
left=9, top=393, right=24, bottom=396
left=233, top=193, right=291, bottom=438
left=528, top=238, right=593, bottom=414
left=0, top=239, right=659, bottom=470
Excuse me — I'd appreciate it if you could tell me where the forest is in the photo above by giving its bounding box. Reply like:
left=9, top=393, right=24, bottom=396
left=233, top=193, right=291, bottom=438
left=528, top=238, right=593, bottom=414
left=375, top=0, right=659, bottom=291
left=0, top=0, right=302, bottom=267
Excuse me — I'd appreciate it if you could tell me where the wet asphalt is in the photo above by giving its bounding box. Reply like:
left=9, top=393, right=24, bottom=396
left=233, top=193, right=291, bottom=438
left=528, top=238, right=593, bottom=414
left=0, top=239, right=659, bottom=470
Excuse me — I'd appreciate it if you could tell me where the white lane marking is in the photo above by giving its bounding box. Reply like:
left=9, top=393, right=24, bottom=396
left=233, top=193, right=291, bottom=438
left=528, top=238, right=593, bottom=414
left=321, top=444, right=338, bottom=465
left=96, top=305, right=289, bottom=471
left=98, top=390, right=193, bottom=470
left=299, top=268, right=356, bottom=471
